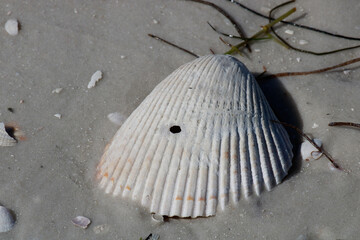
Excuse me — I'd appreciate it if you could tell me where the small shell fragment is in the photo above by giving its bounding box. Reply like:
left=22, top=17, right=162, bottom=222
left=300, top=139, right=323, bottom=161
left=284, top=29, right=294, bottom=35
left=0, top=206, right=15, bottom=233
left=52, top=88, right=63, bottom=94
left=299, top=39, right=309, bottom=45
left=107, top=112, right=127, bottom=126
left=88, top=70, right=103, bottom=89
left=5, top=19, right=19, bottom=36
left=72, top=216, right=91, bottom=229
left=54, top=114, right=62, bottom=119
left=0, top=122, right=17, bottom=147
left=151, top=213, right=164, bottom=223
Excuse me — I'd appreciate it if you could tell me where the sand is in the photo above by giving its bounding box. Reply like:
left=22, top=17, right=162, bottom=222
left=0, top=0, right=359, bottom=239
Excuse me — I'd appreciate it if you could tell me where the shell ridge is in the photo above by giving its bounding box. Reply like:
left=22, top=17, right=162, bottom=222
left=151, top=58, right=212, bottom=213
left=141, top=58, right=209, bottom=205
left=131, top=61, right=205, bottom=201
left=166, top=56, right=217, bottom=216
left=146, top=56, right=214, bottom=214
left=205, top=114, right=222, bottom=216
left=107, top=65, right=189, bottom=195
left=99, top=68, right=181, bottom=191
left=179, top=57, right=224, bottom=217
left=123, top=60, right=202, bottom=199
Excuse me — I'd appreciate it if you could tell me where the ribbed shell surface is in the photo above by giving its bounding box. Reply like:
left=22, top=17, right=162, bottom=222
left=97, top=55, right=293, bottom=218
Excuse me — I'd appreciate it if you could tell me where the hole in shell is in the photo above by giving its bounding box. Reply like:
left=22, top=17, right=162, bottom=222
left=169, top=125, right=181, bottom=134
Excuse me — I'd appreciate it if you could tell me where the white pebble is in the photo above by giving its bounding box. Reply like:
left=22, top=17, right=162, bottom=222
left=300, top=139, right=323, bottom=161
left=52, top=88, right=63, bottom=94
left=351, top=108, right=354, bottom=111
left=107, top=112, right=126, bottom=126
left=299, top=39, right=309, bottom=45
left=120, top=55, right=126, bottom=59
left=152, top=19, right=159, bottom=24
left=312, top=123, right=319, bottom=129
left=0, top=206, right=15, bottom=233
left=296, top=57, right=301, bottom=63
left=284, top=29, right=294, bottom=35
left=254, top=49, right=261, bottom=53
left=5, top=19, right=19, bottom=36
left=343, top=70, right=351, bottom=75
left=54, top=114, right=62, bottom=119
left=88, top=70, right=103, bottom=89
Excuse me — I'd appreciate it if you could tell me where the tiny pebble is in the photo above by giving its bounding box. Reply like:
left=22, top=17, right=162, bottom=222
left=296, top=57, right=301, bottom=63
left=54, top=114, right=62, bottom=119
left=19, top=100, right=24, bottom=104
left=254, top=49, right=261, bottom=53
left=152, top=19, right=159, bottom=24
left=284, top=29, right=294, bottom=35
left=120, top=55, right=126, bottom=59
left=5, top=19, right=19, bottom=36
left=88, top=70, right=103, bottom=89
left=52, top=88, right=63, bottom=94
left=312, top=123, right=319, bottom=129
left=299, top=39, right=309, bottom=45
left=107, top=112, right=126, bottom=126
left=343, top=70, right=351, bottom=75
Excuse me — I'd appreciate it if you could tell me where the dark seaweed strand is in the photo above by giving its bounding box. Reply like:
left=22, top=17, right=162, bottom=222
left=186, top=0, right=252, bottom=52
left=272, top=120, right=344, bottom=171
left=329, top=122, right=360, bottom=129
left=269, top=1, right=360, bottom=55
left=148, top=34, right=199, bottom=58
left=261, top=57, right=360, bottom=79
left=224, top=0, right=360, bottom=41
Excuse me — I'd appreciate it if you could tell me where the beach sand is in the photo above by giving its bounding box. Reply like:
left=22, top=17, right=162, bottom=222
left=1, top=0, right=360, bottom=239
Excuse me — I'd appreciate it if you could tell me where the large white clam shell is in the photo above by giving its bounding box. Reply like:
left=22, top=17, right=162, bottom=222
left=97, top=55, right=293, bottom=218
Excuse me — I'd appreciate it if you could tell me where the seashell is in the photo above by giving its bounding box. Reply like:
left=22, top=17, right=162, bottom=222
left=0, top=206, right=15, bottom=232
left=71, top=216, right=91, bottom=229
left=96, top=55, right=293, bottom=218
left=300, top=139, right=322, bottom=161
left=88, top=70, right=103, bottom=89
left=0, top=122, right=17, bottom=147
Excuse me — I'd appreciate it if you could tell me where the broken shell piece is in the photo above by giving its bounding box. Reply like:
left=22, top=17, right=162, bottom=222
left=0, top=206, right=15, bottom=233
left=5, top=19, right=19, bottom=36
left=107, top=112, right=126, bottom=126
left=300, top=139, right=323, bottom=161
left=97, top=55, right=293, bottom=218
left=72, top=216, right=91, bottom=229
left=54, top=114, right=62, bottom=119
left=151, top=213, right=164, bottom=223
left=52, top=88, right=63, bottom=94
left=88, top=70, right=103, bottom=89
left=0, top=122, right=17, bottom=147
